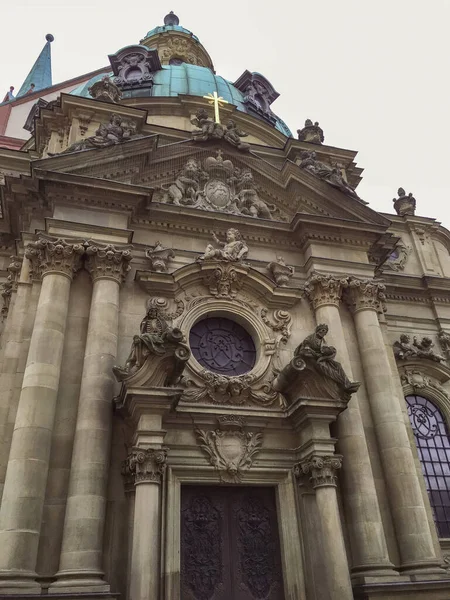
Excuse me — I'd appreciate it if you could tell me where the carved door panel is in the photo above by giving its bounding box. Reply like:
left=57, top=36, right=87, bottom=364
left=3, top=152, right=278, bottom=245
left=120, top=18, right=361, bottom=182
left=181, top=486, right=284, bottom=600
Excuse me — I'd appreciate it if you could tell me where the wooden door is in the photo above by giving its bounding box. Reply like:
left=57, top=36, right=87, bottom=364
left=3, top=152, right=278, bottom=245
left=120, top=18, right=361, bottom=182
left=181, top=485, right=285, bottom=600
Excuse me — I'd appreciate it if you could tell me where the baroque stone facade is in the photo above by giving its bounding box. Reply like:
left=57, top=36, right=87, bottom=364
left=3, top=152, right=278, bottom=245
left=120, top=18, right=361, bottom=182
left=0, top=10, right=450, bottom=600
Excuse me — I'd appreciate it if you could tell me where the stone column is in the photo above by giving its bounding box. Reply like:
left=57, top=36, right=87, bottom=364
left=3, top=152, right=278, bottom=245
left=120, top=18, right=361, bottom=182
left=304, top=273, right=395, bottom=579
left=125, top=447, right=167, bottom=600
left=0, top=237, right=84, bottom=592
left=345, top=278, right=443, bottom=575
left=297, top=455, right=353, bottom=600
left=51, top=243, right=131, bottom=593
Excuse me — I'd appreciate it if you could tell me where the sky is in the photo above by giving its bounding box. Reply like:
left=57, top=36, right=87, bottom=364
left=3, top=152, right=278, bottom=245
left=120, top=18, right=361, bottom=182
left=1, top=0, right=450, bottom=225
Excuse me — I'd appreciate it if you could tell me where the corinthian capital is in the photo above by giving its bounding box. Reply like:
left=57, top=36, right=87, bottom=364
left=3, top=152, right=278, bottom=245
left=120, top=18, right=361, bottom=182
left=295, top=454, right=343, bottom=488
left=25, top=236, right=84, bottom=280
left=122, top=447, right=168, bottom=486
left=85, top=242, right=132, bottom=283
left=304, top=272, right=349, bottom=310
left=344, top=277, right=386, bottom=314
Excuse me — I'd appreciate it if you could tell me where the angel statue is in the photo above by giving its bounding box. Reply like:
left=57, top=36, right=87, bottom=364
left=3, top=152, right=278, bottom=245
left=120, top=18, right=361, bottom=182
left=198, top=228, right=249, bottom=262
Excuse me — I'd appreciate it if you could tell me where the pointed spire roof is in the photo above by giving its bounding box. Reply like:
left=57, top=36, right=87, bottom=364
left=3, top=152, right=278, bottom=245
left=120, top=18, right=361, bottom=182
left=17, top=34, right=54, bottom=98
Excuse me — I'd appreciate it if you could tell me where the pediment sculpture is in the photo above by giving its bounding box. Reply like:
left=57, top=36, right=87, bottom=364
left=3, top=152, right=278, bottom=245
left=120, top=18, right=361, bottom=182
left=267, top=256, right=294, bottom=286
left=297, top=119, right=324, bottom=145
left=60, top=113, right=141, bottom=154
left=113, top=297, right=190, bottom=386
left=273, top=324, right=360, bottom=404
left=154, top=152, right=281, bottom=219
left=393, top=334, right=445, bottom=363
left=191, top=109, right=250, bottom=151
left=299, top=150, right=360, bottom=200
left=393, top=188, right=416, bottom=216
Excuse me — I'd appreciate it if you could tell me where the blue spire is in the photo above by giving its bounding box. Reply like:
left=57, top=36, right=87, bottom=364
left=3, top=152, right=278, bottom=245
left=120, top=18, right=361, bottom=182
left=17, top=34, right=54, bottom=98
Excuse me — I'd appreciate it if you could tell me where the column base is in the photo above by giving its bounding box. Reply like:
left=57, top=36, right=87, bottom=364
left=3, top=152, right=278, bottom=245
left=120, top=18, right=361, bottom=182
left=399, top=560, right=447, bottom=577
left=353, top=576, right=450, bottom=599
left=49, top=572, right=110, bottom=595
left=0, top=570, right=40, bottom=594
left=350, top=563, right=400, bottom=583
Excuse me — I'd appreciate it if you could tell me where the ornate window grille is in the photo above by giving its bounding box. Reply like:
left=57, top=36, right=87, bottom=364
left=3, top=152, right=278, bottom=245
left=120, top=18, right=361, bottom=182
left=406, top=394, right=450, bottom=537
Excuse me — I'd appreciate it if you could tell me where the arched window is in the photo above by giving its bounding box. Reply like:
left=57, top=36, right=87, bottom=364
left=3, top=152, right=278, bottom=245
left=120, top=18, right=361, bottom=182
left=406, top=394, right=450, bottom=537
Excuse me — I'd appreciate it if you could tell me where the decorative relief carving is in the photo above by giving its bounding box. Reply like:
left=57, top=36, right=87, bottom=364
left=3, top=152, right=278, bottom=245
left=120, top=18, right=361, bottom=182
left=198, top=228, right=249, bottom=262
left=260, top=308, right=292, bottom=344
left=439, top=330, right=450, bottom=358
left=88, top=75, right=122, bottom=104
left=1, top=255, right=22, bottom=320
left=85, top=242, right=132, bottom=283
left=25, top=236, right=84, bottom=280
left=109, top=45, right=161, bottom=90
left=401, top=368, right=450, bottom=399
left=145, top=241, right=174, bottom=272
left=299, top=150, right=360, bottom=199
left=344, top=277, right=387, bottom=314
left=297, top=119, right=324, bottom=144
left=113, top=296, right=189, bottom=384
left=384, top=240, right=411, bottom=271
left=203, top=263, right=243, bottom=299
left=394, top=334, right=445, bottom=363
left=304, top=272, right=348, bottom=309
left=121, top=447, right=168, bottom=485
left=393, top=187, right=416, bottom=216
left=195, top=415, right=263, bottom=482
left=182, top=371, right=280, bottom=407
left=267, top=256, right=294, bottom=287
left=155, top=153, right=282, bottom=220
left=295, top=455, right=343, bottom=488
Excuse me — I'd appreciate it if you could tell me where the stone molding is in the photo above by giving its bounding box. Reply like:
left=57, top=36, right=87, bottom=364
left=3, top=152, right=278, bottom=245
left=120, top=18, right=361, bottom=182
left=304, top=272, right=348, bottom=309
left=295, top=455, right=343, bottom=489
left=85, top=242, right=132, bottom=283
left=25, top=236, right=84, bottom=281
left=122, top=447, right=168, bottom=486
left=344, top=277, right=387, bottom=314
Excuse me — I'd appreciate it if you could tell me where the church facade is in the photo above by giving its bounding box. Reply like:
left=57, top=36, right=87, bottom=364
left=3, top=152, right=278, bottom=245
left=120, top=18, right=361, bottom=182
left=1, top=11, right=450, bottom=600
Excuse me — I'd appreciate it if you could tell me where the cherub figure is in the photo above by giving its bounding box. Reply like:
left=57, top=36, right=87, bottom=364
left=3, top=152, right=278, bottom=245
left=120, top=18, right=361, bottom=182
left=191, top=108, right=223, bottom=141
left=413, top=336, right=445, bottom=362
left=223, top=120, right=250, bottom=151
left=393, top=334, right=418, bottom=360
left=198, top=228, right=248, bottom=262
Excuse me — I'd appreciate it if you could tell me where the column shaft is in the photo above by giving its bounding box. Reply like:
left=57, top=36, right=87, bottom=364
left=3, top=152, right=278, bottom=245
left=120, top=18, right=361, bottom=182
left=54, top=278, right=119, bottom=590
left=0, top=270, right=72, bottom=588
left=315, top=303, right=394, bottom=576
left=352, top=303, right=442, bottom=573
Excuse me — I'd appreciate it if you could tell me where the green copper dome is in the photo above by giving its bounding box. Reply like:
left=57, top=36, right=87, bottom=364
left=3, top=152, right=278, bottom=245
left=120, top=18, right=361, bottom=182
left=70, top=64, right=292, bottom=137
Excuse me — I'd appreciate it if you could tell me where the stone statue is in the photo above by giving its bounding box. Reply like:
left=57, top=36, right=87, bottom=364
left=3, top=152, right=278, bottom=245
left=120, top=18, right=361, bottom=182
left=267, top=256, right=294, bottom=286
left=297, top=119, right=324, bottom=144
left=223, top=120, right=250, bottom=151
left=113, top=299, right=187, bottom=381
left=235, top=169, right=274, bottom=219
left=60, top=113, right=140, bottom=154
left=191, top=108, right=223, bottom=141
left=88, top=75, right=122, bottom=104
left=145, top=242, right=174, bottom=272
left=294, top=324, right=359, bottom=393
left=393, top=334, right=417, bottom=360
left=299, top=150, right=360, bottom=200
left=413, top=336, right=445, bottom=362
left=161, top=158, right=205, bottom=205
left=393, top=188, right=416, bottom=216
left=198, top=228, right=249, bottom=262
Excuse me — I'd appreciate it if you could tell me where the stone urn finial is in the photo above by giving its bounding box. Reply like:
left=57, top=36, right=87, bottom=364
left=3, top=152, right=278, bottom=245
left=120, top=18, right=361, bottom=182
left=393, top=187, right=416, bottom=216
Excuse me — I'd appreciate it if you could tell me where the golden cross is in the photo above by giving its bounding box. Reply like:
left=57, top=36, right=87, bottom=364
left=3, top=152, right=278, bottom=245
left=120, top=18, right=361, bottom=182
left=203, top=91, right=228, bottom=124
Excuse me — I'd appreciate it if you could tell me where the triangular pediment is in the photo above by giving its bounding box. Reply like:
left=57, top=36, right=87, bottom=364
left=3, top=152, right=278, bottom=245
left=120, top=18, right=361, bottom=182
left=32, top=135, right=389, bottom=228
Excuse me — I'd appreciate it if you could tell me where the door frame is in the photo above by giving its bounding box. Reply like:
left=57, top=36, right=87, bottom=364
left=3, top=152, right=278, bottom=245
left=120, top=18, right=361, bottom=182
left=163, top=466, right=306, bottom=600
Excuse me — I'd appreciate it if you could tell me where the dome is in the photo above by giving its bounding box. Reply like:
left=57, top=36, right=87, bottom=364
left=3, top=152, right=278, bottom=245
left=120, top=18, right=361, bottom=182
left=70, top=64, right=292, bottom=137
left=143, top=24, right=200, bottom=43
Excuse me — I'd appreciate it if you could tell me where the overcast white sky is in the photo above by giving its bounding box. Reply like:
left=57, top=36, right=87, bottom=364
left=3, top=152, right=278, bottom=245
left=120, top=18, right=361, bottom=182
left=1, top=0, right=449, bottom=225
